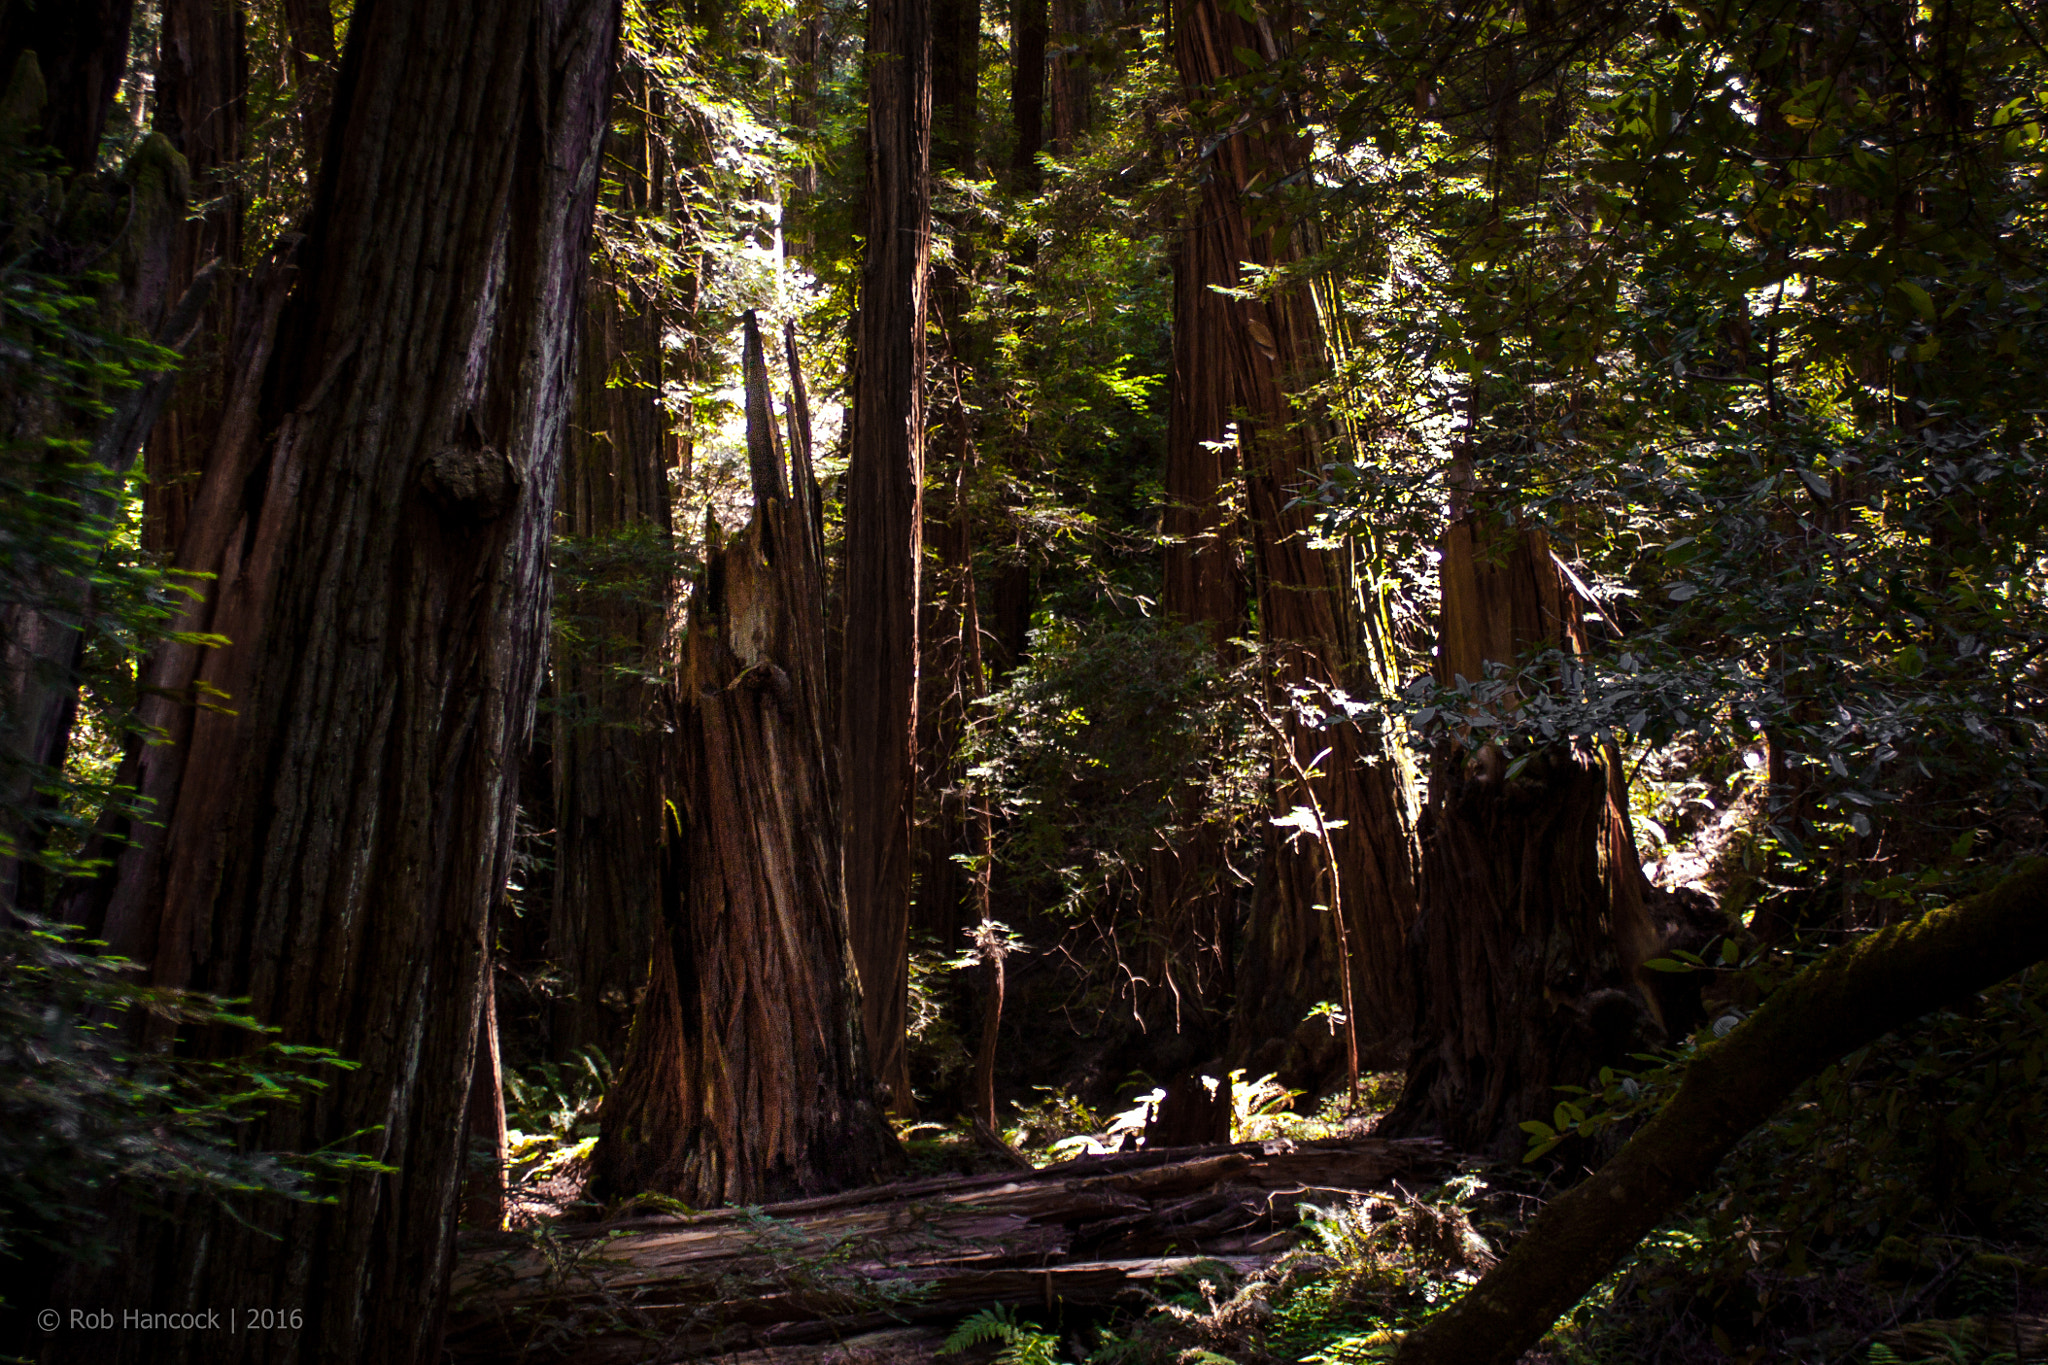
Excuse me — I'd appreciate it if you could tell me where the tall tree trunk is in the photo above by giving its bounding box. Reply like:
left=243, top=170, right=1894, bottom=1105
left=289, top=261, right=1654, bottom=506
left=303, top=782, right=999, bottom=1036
left=1009, top=0, right=1046, bottom=192
left=843, top=0, right=931, bottom=1117
left=1138, top=207, right=1254, bottom=1051
left=279, top=0, right=340, bottom=170
left=545, top=257, right=672, bottom=1062
left=55, top=5, right=617, bottom=1363
left=910, top=0, right=985, bottom=1104
left=592, top=313, right=897, bottom=1205
left=1383, top=519, right=1661, bottom=1156
left=1170, top=0, right=1419, bottom=1089
left=545, top=67, right=677, bottom=1061
left=141, top=0, right=246, bottom=557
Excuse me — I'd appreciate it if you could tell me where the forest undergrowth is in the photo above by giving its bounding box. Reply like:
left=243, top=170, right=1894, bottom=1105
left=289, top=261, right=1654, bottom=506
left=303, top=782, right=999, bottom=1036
left=480, top=933, right=2048, bottom=1364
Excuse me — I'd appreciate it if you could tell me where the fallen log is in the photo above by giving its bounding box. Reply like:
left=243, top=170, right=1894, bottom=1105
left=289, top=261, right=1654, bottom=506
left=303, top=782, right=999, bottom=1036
left=446, top=1135, right=1446, bottom=1362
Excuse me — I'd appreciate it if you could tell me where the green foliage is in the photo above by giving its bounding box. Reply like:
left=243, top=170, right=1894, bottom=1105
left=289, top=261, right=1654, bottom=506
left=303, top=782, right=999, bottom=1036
left=1003, top=1086, right=1104, bottom=1156
left=0, top=122, right=219, bottom=894
left=943, top=1304, right=1068, bottom=1365
left=506, top=1048, right=613, bottom=1144
left=1299, top=0, right=2048, bottom=921
left=970, top=617, right=1262, bottom=933
left=0, top=918, right=386, bottom=1286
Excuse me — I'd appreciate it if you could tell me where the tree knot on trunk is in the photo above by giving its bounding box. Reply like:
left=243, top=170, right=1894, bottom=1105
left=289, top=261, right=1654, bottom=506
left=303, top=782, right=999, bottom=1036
left=730, top=660, right=794, bottom=710
left=421, top=441, right=520, bottom=521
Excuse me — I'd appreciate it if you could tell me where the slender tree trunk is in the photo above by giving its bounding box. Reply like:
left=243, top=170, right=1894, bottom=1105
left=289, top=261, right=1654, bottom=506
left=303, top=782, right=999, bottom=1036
left=1170, top=0, right=1419, bottom=1089
left=278, top=0, right=340, bottom=170
left=592, top=313, right=897, bottom=1205
left=54, top=5, right=617, bottom=1363
left=142, top=0, right=248, bottom=559
left=843, top=0, right=931, bottom=1116
left=1009, top=0, right=1046, bottom=192
left=910, top=0, right=987, bottom=1109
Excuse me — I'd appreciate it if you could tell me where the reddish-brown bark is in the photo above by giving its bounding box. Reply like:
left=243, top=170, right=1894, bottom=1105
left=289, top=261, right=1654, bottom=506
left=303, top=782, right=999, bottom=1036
left=1170, top=0, right=1419, bottom=1085
left=141, top=0, right=247, bottom=557
left=1385, top=520, right=1661, bottom=1156
left=843, top=0, right=932, bottom=1116
left=546, top=247, right=674, bottom=1061
left=592, top=313, right=897, bottom=1205
left=52, top=3, right=619, bottom=1361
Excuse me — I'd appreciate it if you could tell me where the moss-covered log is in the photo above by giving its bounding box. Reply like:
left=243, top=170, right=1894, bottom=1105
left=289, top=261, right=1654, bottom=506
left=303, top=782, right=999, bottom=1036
left=1391, top=857, right=2048, bottom=1365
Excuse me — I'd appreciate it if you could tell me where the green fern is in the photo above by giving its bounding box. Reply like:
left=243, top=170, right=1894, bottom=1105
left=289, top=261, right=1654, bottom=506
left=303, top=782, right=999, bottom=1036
left=940, top=1304, right=1066, bottom=1364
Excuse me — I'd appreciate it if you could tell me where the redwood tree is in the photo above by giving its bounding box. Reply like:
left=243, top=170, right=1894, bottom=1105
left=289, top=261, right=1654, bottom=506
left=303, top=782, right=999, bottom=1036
left=1383, top=517, right=1662, bottom=1157
left=592, top=313, right=897, bottom=1204
left=56, top=3, right=618, bottom=1362
left=1171, top=0, right=1420, bottom=1085
left=843, top=0, right=932, bottom=1115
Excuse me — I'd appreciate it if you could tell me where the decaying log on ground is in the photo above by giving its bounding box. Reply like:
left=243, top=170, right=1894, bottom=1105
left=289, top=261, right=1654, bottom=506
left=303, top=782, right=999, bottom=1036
left=447, top=1135, right=1446, bottom=1362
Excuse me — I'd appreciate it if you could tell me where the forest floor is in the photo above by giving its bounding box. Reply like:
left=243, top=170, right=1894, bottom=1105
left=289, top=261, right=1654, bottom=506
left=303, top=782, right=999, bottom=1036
left=454, top=1074, right=2048, bottom=1365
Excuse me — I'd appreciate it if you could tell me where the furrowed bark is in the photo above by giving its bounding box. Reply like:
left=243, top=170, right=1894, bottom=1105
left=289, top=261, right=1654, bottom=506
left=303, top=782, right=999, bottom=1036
left=50, top=3, right=618, bottom=1362
left=1384, top=522, right=1662, bottom=1157
left=143, top=0, right=248, bottom=557
left=1393, top=858, right=2048, bottom=1365
left=592, top=312, right=897, bottom=1206
left=1170, top=0, right=1419, bottom=1086
left=843, top=0, right=932, bottom=1117
left=1141, top=176, right=1253, bottom=1052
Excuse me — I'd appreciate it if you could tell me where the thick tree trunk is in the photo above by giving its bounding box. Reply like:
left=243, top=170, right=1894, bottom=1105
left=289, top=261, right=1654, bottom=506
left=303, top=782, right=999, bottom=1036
left=1139, top=201, right=1255, bottom=1051
left=51, top=5, right=617, bottom=1363
left=592, top=313, right=897, bottom=1205
left=843, top=0, right=931, bottom=1116
left=1393, top=858, right=2048, bottom=1365
left=1384, top=520, right=1661, bottom=1156
left=1170, top=0, right=1419, bottom=1088
left=546, top=248, right=673, bottom=1062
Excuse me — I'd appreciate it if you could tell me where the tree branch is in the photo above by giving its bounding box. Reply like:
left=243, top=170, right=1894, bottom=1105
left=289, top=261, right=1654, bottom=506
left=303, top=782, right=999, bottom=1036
left=1393, top=857, right=2048, bottom=1365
